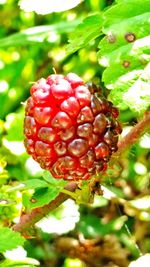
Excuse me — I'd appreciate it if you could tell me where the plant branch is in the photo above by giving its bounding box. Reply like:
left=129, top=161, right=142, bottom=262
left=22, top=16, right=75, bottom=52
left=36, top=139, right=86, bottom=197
left=13, top=111, right=150, bottom=235
left=12, top=182, right=77, bottom=234
left=110, top=111, right=150, bottom=163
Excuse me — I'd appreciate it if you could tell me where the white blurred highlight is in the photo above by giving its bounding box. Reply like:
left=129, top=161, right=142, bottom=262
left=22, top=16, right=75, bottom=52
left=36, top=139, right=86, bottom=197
left=36, top=199, right=79, bottom=234
left=19, top=0, right=83, bottom=14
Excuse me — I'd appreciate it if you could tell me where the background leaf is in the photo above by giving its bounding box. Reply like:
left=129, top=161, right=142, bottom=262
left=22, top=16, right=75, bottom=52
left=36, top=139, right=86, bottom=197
left=0, top=20, right=81, bottom=48
left=67, top=14, right=103, bottom=54
left=5, top=112, right=24, bottom=142
left=78, top=214, right=127, bottom=238
left=0, top=228, right=25, bottom=253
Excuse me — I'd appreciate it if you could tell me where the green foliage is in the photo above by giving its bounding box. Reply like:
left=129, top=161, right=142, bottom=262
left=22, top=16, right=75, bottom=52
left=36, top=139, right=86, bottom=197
left=98, top=0, right=150, bottom=113
left=26, top=172, right=67, bottom=209
left=67, top=14, right=103, bottom=54
left=0, top=0, right=150, bottom=266
left=43, top=171, right=67, bottom=188
left=0, top=227, right=25, bottom=253
left=5, top=112, right=24, bottom=141
left=1, top=257, right=39, bottom=267
left=68, top=0, right=150, bottom=113
left=9, top=173, right=67, bottom=209
left=78, top=214, right=127, bottom=238
left=25, top=187, right=60, bottom=209
left=0, top=20, right=81, bottom=48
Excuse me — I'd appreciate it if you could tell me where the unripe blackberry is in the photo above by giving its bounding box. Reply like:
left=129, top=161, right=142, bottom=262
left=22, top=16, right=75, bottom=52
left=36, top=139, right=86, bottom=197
left=24, top=73, right=122, bottom=181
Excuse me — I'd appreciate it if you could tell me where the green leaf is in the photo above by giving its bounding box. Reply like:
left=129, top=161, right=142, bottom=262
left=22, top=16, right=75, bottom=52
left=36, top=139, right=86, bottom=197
left=67, top=13, right=103, bottom=54
left=7, top=179, right=49, bottom=192
left=78, top=214, right=127, bottom=238
left=0, top=228, right=25, bottom=253
left=108, top=62, right=150, bottom=112
left=23, top=179, right=49, bottom=190
left=5, top=112, right=24, bottom=142
left=1, top=258, right=39, bottom=266
left=0, top=20, right=81, bottom=48
left=98, top=16, right=150, bottom=66
left=103, top=0, right=150, bottom=27
left=120, top=233, right=142, bottom=258
left=28, top=186, right=61, bottom=209
left=43, top=171, right=67, bottom=188
left=97, top=0, right=150, bottom=113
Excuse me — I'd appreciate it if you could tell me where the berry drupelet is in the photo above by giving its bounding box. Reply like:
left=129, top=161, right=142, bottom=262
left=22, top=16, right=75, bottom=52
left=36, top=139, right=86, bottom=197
left=24, top=73, right=122, bottom=181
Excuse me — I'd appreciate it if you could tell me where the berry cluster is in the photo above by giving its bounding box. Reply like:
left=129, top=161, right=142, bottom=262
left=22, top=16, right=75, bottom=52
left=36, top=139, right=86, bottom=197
left=24, top=73, right=121, bottom=180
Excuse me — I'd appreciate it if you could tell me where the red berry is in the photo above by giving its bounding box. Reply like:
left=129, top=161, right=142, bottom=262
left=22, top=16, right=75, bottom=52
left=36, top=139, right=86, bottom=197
left=38, top=127, right=57, bottom=143
left=103, top=130, right=118, bottom=146
left=24, top=116, right=36, bottom=137
left=65, top=73, right=84, bottom=88
left=24, top=73, right=121, bottom=180
left=68, top=139, right=88, bottom=158
left=75, top=86, right=91, bottom=107
left=51, top=79, right=73, bottom=100
left=59, top=126, right=75, bottom=141
left=34, top=107, right=52, bottom=125
left=111, top=107, right=119, bottom=118
left=95, top=142, right=110, bottom=160
left=51, top=111, right=72, bottom=129
left=93, top=114, right=107, bottom=134
left=35, top=141, right=53, bottom=157
left=77, top=106, right=94, bottom=124
left=61, top=97, right=80, bottom=117
left=77, top=123, right=93, bottom=138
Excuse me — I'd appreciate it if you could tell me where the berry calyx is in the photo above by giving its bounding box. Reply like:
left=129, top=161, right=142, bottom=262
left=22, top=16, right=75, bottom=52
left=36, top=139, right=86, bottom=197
left=24, top=73, right=122, bottom=181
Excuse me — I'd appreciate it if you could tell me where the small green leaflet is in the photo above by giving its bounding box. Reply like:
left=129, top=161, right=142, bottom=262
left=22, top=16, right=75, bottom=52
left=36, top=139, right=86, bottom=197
left=43, top=170, right=67, bottom=187
left=7, top=172, right=67, bottom=209
left=27, top=187, right=61, bottom=209
left=21, top=172, right=67, bottom=209
left=67, top=14, right=103, bottom=54
left=1, top=258, right=39, bottom=266
left=8, top=174, right=67, bottom=192
left=22, top=179, right=49, bottom=190
left=7, top=179, right=49, bottom=192
left=0, top=228, right=25, bottom=253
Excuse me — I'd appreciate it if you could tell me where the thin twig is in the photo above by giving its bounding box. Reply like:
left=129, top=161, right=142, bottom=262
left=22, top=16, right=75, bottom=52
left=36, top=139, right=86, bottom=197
left=110, top=111, right=150, bottom=165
